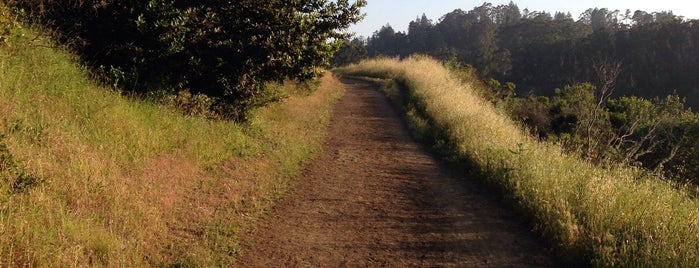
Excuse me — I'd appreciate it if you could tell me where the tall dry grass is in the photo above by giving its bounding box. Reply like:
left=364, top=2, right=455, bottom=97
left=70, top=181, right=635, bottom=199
left=0, top=13, right=343, bottom=266
left=337, top=56, right=699, bottom=266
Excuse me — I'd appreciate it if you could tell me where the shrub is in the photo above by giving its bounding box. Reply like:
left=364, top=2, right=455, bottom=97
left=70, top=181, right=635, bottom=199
left=6, top=0, right=366, bottom=120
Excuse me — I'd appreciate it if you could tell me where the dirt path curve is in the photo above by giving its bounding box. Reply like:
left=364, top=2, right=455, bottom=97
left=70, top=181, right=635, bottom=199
left=236, top=78, right=555, bottom=267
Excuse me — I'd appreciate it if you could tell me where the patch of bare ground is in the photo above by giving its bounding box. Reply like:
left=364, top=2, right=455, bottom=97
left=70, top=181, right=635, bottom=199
left=236, top=78, right=555, bottom=267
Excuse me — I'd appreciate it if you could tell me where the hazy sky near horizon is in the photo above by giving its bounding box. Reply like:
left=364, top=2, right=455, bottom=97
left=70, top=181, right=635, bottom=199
left=347, top=0, right=699, bottom=37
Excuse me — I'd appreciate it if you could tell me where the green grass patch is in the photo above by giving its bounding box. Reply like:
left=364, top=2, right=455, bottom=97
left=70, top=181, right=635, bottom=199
left=337, top=56, right=699, bottom=266
left=0, top=13, right=343, bottom=266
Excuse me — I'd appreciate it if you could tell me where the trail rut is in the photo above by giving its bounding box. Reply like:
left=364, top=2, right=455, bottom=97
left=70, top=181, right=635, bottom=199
left=236, top=78, right=555, bottom=267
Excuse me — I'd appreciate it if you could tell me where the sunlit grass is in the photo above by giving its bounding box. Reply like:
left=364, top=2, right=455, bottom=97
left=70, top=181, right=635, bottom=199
left=337, top=56, right=699, bottom=266
left=0, top=17, right=342, bottom=266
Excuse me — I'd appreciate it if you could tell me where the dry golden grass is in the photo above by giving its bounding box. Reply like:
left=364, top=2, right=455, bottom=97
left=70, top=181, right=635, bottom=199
left=337, top=56, right=699, bottom=266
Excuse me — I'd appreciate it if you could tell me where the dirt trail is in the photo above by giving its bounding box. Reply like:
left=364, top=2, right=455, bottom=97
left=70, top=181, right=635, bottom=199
left=236, top=78, right=555, bottom=267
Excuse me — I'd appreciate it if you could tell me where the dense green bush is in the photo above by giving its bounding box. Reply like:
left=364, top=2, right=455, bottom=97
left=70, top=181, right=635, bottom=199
left=6, top=0, right=365, bottom=120
left=495, top=80, right=699, bottom=185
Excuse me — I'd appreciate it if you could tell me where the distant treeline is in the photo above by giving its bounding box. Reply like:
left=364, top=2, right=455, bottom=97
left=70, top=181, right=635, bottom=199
left=338, top=2, right=699, bottom=109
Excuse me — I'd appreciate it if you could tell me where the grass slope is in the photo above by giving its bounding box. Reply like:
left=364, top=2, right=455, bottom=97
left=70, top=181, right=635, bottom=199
left=337, top=56, right=699, bottom=267
left=0, top=20, right=343, bottom=266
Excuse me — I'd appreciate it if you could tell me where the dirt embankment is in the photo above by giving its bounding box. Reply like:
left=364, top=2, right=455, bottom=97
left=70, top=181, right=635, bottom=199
left=236, top=78, right=555, bottom=267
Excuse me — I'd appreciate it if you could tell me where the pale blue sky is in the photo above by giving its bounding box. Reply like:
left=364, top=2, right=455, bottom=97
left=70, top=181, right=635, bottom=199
left=347, top=0, right=699, bottom=37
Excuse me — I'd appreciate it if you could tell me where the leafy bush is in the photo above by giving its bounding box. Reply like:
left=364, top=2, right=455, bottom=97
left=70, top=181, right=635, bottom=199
left=497, top=79, right=699, bottom=184
left=6, top=0, right=366, bottom=120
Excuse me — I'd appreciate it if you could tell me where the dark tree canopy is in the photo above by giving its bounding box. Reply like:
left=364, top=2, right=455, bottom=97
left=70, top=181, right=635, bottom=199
left=8, top=0, right=366, bottom=120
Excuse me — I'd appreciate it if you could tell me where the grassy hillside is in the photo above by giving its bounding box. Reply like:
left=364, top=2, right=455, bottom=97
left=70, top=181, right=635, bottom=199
left=0, top=15, right=343, bottom=266
left=337, top=56, right=699, bottom=266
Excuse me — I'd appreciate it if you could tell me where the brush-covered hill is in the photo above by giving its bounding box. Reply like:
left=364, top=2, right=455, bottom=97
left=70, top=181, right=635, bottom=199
left=0, top=8, right=343, bottom=266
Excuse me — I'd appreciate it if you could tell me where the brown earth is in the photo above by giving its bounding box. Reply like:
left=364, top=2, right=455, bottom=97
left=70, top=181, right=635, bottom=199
left=236, top=78, right=556, bottom=267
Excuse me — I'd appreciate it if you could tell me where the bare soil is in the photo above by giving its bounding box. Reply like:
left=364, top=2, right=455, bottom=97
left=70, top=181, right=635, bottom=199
left=236, top=78, right=555, bottom=267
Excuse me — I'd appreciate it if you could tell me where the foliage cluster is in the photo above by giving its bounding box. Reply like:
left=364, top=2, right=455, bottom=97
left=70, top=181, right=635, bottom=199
left=363, top=2, right=699, bottom=110
left=337, top=56, right=699, bottom=266
left=477, top=76, right=699, bottom=186
left=331, top=37, right=368, bottom=67
left=6, top=0, right=365, bottom=120
left=0, top=21, right=344, bottom=266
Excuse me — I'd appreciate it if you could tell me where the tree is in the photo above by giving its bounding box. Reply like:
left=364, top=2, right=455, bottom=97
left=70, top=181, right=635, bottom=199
left=580, top=8, right=620, bottom=31
left=331, top=38, right=367, bottom=67
left=407, top=14, right=433, bottom=53
left=553, top=12, right=574, bottom=22
left=654, top=11, right=683, bottom=24
left=366, top=25, right=408, bottom=57
left=493, top=1, right=521, bottom=26
left=632, top=10, right=655, bottom=26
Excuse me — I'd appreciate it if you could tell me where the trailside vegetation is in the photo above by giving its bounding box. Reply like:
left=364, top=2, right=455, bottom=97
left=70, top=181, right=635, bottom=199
left=6, top=0, right=366, bottom=120
left=336, top=56, right=699, bottom=266
left=0, top=9, right=345, bottom=265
